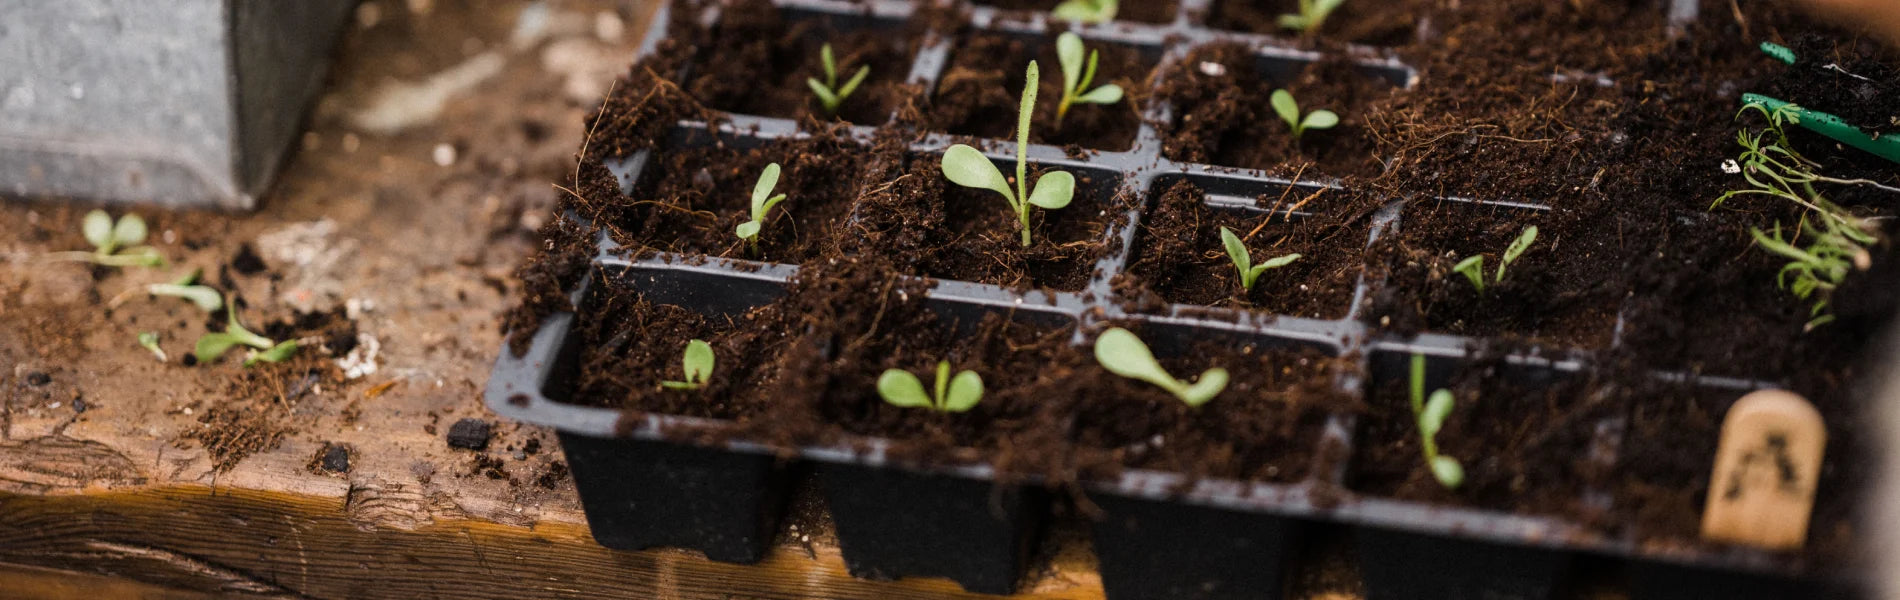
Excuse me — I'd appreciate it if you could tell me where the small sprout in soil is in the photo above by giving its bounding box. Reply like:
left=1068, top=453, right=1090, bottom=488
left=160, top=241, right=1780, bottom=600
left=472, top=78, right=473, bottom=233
left=1220, top=226, right=1301, bottom=293
left=146, top=268, right=224, bottom=313
left=940, top=61, right=1075, bottom=247
left=48, top=209, right=165, bottom=268
left=1278, top=0, right=1346, bottom=33
left=1051, top=0, right=1117, bottom=23
left=734, top=163, right=788, bottom=253
left=138, top=332, right=167, bottom=362
left=1269, top=89, right=1338, bottom=141
left=1409, top=353, right=1464, bottom=490
left=806, top=43, right=869, bottom=116
left=877, top=361, right=984, bottom=413
left=194, top=305, right=298, bottom=367
left=660, top=339, right=715, bottom=391
left=1094, top=327, right=1228, bottom=407
left=1054, top=33, right=1124, bottom=128
left=1451, top=225, right=1537, bottom=294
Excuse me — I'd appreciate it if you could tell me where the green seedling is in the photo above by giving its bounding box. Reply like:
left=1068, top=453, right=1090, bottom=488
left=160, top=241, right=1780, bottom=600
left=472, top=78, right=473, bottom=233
left=1751, top=219, right=1863, bottom=329
left=1051, top=0, right=1117, bottom=23
left=806, top=43, right=870, bottom=115
left=146, top=268, right=224, bottom=312
left=138, top=332, right=167, bottom=362
left=660, top=339, right=715, bottom=391
left=877, top=361, right=983, bottom=413
left=1409, top=353, right=1463, bottom=489
left=1451, top=225, right=1538, bottom=294
left=1093, top=327, right=1227, bottom=407
left=1054, top=33, right=1124, bottom=128
left=1278, top=0, right=1346, bottom=32
left=194, top=306, right=298, bottom=367
left=1220, top=226, right=1301, bottom=293
left=734, top=163, right=788, bottom=252
left=1269, top=89, right=1338, bottom=141
left=941, top=61, right=1075, bottom=247
left=47, top=209, right=165, bottom=268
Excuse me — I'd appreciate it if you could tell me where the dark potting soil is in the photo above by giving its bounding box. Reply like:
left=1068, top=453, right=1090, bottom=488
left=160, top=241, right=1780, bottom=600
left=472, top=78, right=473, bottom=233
left=1116, top=179, right=1377, bottom=320
left=1765, top=34, right=1900, bottom=136
left=1206, top=0, right=1423, bottom=47
left=685, top=0, right=923, bottom=125
left=975, top=0, right=1178, bottom=25
left=929, top=32, right=1157, bottom=151
left=1156, top=44, right=1391, bottom=179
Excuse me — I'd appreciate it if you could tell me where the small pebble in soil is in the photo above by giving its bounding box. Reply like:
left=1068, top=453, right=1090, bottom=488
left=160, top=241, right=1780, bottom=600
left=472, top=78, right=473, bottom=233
left=447, top=418, right=493, bottom=451
left=320, top=444, right=351, bottom=474
left=433, top=143, right=456, bottom=166
left=25, top=371, right=50, bottom=387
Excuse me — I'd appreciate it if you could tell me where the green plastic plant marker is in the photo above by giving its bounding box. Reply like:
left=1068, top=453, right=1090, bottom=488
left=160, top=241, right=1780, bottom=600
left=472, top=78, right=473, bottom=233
left=1748, top=42, right=1900, bottom=165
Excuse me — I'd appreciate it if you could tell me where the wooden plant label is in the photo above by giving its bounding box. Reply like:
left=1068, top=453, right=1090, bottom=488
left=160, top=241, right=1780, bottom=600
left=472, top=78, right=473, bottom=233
left=1700, top=389, right=1826, bottom=551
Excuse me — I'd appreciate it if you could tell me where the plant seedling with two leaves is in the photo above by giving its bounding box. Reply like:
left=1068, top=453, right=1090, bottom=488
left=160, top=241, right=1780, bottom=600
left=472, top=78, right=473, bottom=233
left=1270, top=89, right=1338, bottom=141
left=1054, top=33, right=1124, bottom=128
left=877, top=361, right=984, bottom=413
left=735, top=163, right=789, bottom=253
left=1220, top=226, right=1301, bottom=293
left=1409, top=353, right=1463, bottom=489
left=1094, top=327, right=1228, bottom=407
left=1451, top=225, right=1538, bottom=294
left=1052, top=0, right=1117, bottom=23
left=1278, top=0, right=1347, bottom=33
left=49, top=210, right=165, bottom=268
left=194, top=305, right=299, bottom=367
left=941, top=61, right=1075, bottom=247
left=661, top=340, right=715, bottom=390
left=807, top=43, right=870, bottom=115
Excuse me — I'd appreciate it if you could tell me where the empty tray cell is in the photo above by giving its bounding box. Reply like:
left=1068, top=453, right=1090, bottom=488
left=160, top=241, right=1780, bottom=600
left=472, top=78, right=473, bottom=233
left=1157, top=42, right=1407, bottom=179
left=929, top=31, right=1162, bottom=151
left=685, top=0, right=922, bottom=124
left=1205, top=0, right=1424, bottom=47
left=1119, top=173, right=1375, bottom=320
left=976, top=0, right=1179, bottom=24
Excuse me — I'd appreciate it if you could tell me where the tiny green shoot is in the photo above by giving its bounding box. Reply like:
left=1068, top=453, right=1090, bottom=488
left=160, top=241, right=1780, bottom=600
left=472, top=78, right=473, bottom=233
left=194, top=306, right=298, bottom=367
left=1055, top=33, right=1124, bottom=128
left=1093, top=327, right=1228, bottom=407
left=940, top=61, right=1075, bottom=247
left=660, top=339, right=715, bottom=391
left=877, top=361, right=983, bottom=412
left=1451, top=225, right=1538, bottom=294
left=1269, top=89, right=1339, bottom=141
left=734, top=163, right=788, bottom=252
left=1278, top=0, right=1346, bottom=32
left=806, top=43, right=870, bottom=115
left=1220, top=226, right=1300, bottom=293
left=138, top=332, right=167, bottom=362
left=1051, top=0, right=1117, bottom=23
left=48, top=209, right=165, bottom=267
left=146, top=268, right=225, bottom=312
left=1409, top=353, right=1463, bottom=489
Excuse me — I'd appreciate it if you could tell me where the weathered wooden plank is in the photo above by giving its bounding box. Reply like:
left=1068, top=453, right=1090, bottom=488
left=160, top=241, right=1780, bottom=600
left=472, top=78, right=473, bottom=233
left=0, top=562, right=217, bottom=600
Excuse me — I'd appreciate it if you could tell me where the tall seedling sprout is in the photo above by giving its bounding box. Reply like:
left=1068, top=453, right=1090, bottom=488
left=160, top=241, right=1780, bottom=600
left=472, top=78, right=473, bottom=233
left=1409, top=353, right=1463, bottom=489
left=941, top=61, right=1075, bottom=247
left=806, top=43, right=870, bottom=115
left=735, top=163, right=789, bottom=254
left=1055, top=33, right=1124, bottom=128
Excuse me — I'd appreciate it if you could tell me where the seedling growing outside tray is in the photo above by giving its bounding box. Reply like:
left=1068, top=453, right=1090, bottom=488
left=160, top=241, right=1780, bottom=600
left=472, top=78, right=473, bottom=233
left=806, top=43, right=870, bottom=116
left=1278, top=0, right=1346, bottom=33
left=1409, top=353, right=1463, bottom=489
left=1269, top=89, right=1338, bottom=141
left=1451, top=225, right=1537, bottom=295
left=941, top=61, right=1075, bottom=247
left=1094, top=327, right=1228, bottom=407
left=735, top=163, right=788, bottom=254
left=138, top=332, right=167, bottom=362
left=1051, top=0, right=1117, bottom=23
left=660, top=339, right=715, bottom=391
left=47, top=209, right=165, bottom=268
left=146, top=268, right=225, bottom=312
left=1220, top=226, right=1301, bottom=293
left=1054, top=33, right=1124, bottom=128
left=194, top=302, right=299, bottom=367
left=877, top=361, right=983, bottom=412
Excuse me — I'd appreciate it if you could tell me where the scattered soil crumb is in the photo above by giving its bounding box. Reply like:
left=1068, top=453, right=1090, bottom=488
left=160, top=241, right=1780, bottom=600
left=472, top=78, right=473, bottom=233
left=309, top=442, right=353, bottom=475
left=447, top=418, right=493, bottom=450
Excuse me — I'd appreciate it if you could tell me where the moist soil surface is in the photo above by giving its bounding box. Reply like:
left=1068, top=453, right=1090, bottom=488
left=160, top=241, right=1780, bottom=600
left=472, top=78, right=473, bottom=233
left=1206, top=0, right=1424, bottom=47
left=976, top=0, right=1178, bottom=25
left=930, top=32, right=1157, bottom=151
left=1156, top=44, right=1392, bottom=179
left=685, top=0, right=923, bottom=125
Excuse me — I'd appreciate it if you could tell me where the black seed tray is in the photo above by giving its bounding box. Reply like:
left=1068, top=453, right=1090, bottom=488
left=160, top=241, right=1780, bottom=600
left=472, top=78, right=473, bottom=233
left=485, top=0, right=1863, bottom=598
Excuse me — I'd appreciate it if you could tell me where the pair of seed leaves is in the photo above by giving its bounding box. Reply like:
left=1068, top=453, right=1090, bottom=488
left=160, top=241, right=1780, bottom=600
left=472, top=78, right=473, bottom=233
left=878, top=361, right=984, bottom=412
left=1220, top=226, right=1301, bottom=292
left=81, top=210, right=165, bottom=267
left=662, top=339, right=716, bottom=390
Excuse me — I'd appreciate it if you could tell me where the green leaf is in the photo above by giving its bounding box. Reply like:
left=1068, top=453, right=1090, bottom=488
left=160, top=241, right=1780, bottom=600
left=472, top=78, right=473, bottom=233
left=877, top=369, right=933, bottom=408
left=1302, top=110, right=1339, bottom=131
left=1026, top=170, right=1074, bottom=210
left=1453, top=255, right=1486, bottom=293
left=1094, top=327, right=1224, bottom=406
left=113, top=213, right=149, bottom=246
left=83, top=210, right=115, bottom=251
left=1409, top=353, right=1427, bottom=413
left=681, top=339, right=714, bottom=385
left=1259, top=253, right=1301, bottom=270
left=1052, top=0, right=1115, bottom=22
left=170, top=267, right=203, bottom=286
left=821, top=43, right=837, bottom=83
left=836, top=66, right=870, bottom=103
left=735, top=220, right=762, bottom=241
left=1270, top=90, right=1300, bottom=133
left=943, top=370, right=984, bottom=412
left=1220, top=226, right=1253, bottom=289
left=752, top=163, right=782, bottom=219
left=1498, top=225, right=1538, bottom=282
left=138, top=332, right=167, bottom=361
left=1177, top=368, right=1229, bottom=407
left=1077, top=84, right=1123, bottom=105
left=1058, top=33, right=1085, bottom=98
left=243, top=340, right=300, bottom=367
left=194, top=333, right=243, bottom=364
left=807, top=78, right=840, bottom=112
left=148, top=283, right=225, bottom=312
left=1429, top=455, right=1465, bottom=489
left=1420, top=389, right=1455, bottom=438
left=941, top=145, right=1015, bottom=202
left=1277, top=13, right=1309, bottom=30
